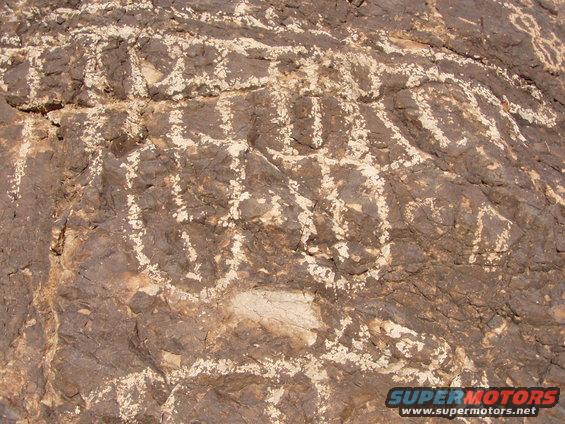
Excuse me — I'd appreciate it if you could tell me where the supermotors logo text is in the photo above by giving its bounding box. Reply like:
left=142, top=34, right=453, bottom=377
left=386, top=387, right=560, bottom=419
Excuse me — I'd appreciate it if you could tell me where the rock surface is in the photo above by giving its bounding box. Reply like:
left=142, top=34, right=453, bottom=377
left=0, top=0, right=563, bottom=422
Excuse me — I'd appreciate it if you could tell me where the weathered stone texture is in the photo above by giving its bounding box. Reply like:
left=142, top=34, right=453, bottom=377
left=0, top=0, right=563, bottom=422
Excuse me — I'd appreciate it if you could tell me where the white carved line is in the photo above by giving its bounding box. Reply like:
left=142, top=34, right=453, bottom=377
left=9, top=118, right=34, bottom=202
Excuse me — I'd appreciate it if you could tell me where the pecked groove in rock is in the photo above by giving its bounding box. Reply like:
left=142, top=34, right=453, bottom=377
left=0, top=0, right=563, bottom=423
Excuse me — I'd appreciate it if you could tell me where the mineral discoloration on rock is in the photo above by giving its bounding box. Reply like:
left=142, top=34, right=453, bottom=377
left=230, top=289, right=323, bottom=346
left=0, top=0, right=563, bottom=422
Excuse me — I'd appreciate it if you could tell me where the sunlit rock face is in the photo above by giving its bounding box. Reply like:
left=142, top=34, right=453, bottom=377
left=0, top=0, right=563, bottom=422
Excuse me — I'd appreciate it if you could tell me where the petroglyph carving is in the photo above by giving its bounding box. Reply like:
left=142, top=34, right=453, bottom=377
left=0, top=0, right=563, bottom=422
